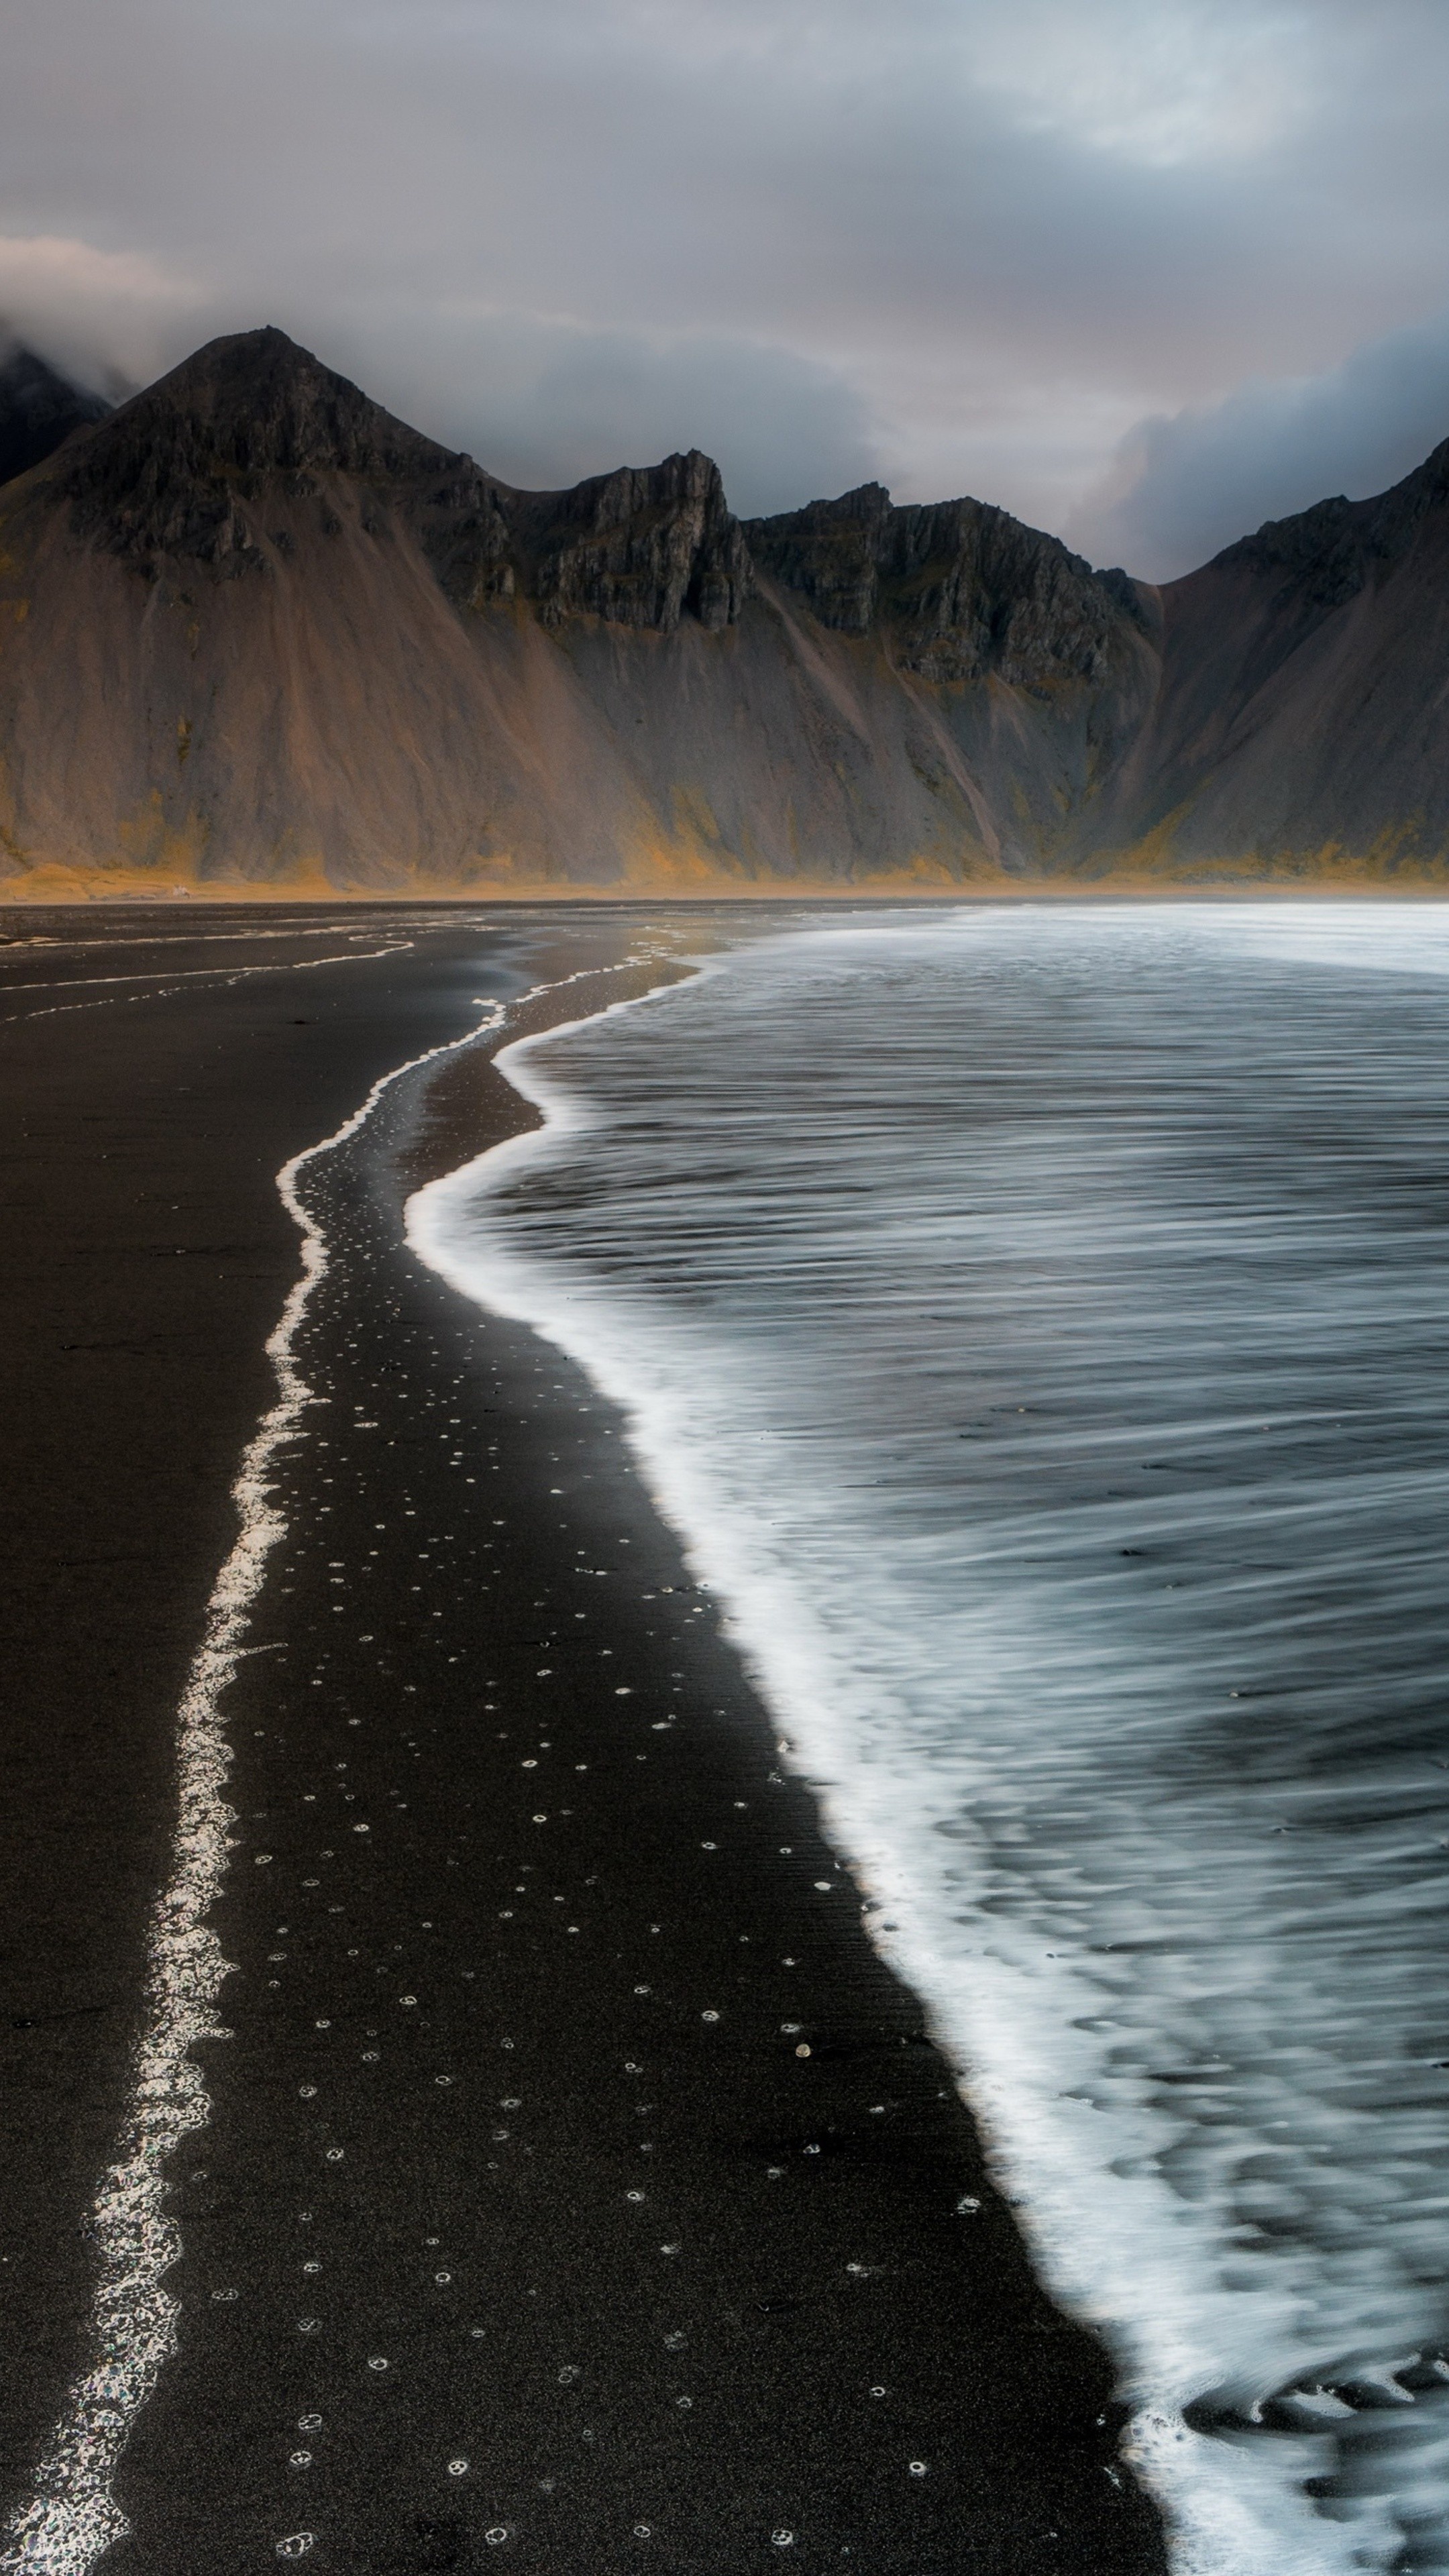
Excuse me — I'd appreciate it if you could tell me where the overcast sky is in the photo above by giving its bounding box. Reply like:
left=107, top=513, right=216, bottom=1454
left=2, top=0, right=1448, bottom=577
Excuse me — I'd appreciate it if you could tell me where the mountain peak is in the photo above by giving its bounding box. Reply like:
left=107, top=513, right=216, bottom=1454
left=1204, top=425, right=1449, bottom=612
left=19, top=323, right=747, bottom=637
left=85, top=326, right=460, bottom=484
left=51, top=325, right=486, bottom=576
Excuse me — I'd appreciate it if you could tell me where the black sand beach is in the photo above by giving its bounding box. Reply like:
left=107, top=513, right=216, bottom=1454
left=0, top=906, right=1169, bottom=2573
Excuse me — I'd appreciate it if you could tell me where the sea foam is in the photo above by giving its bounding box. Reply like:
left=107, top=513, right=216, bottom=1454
left=0, top=943, right=659, bottom=2574
left=409, top=904, right=1449, bottom=2576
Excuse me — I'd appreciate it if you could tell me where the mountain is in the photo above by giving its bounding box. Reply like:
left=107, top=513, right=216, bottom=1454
left=0, top=325, right=1444, bottom=897
left=0, top=340, right=111, bottom=493
left=1084, top=445, right=1449, bottom=876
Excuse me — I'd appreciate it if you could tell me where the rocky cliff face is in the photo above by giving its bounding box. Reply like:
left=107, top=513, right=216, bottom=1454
left=0, top=341, right=111, bottom=492
left=747, top=482, right=1145, bottom=686
left=57, top=329, right=747, bottom=635
left=515, top=452, right=750, bottom=633
left=1, top=323, right=1448, bottom=895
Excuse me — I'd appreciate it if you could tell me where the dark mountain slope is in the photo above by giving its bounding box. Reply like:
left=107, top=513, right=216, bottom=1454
left=1091, top=441, right=1449, bottom=875
left=0, top=341, right=111, bottom=491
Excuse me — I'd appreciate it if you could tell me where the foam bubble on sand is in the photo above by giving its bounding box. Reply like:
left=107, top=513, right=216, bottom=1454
left=0, top=992, right=532, bottom=2573
left=3, top=944, right=676, bottom=2571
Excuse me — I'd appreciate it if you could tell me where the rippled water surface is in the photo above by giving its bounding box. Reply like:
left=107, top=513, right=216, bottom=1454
left=411, top=905, right=1449, bottom=2576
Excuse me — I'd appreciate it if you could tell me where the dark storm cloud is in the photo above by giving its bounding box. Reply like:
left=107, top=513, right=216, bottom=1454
left=1072, top=306, right=1449, bottom=580
left=2, top=1, right=1449, bottom=548
left=420, top=326, right=877, bottom=516
left=312, top=307, right=879, bottom=514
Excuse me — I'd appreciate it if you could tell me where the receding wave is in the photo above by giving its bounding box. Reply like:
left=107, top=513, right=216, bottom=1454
left=409, top=904, right=1449, bottom=2576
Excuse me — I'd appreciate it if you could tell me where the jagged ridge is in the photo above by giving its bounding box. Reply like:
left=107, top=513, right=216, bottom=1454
left=1, top=323, right=1448, bottom=892
left=745, top=480, right=1139, bottom=686
left=57, top=329, right=748, bottom=636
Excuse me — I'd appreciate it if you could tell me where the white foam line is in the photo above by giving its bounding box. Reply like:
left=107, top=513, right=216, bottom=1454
left=0, top=913, right=501, bottom=962
left=0, top=926, right=400, bottom=960
left=2, top=950, right=406, bottom=993
left=0, top=942, right=418, bottom=1026
left=0, top=952, right=653, bottom=2574
left=0, top=914, right=531, bottom=985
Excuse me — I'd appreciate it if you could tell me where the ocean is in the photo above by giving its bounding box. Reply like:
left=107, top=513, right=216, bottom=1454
left=409, top=902, right=1449, bottom=2576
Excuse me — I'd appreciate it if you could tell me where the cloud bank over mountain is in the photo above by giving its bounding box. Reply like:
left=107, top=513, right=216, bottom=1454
left=3, top=1, right=1449, bottom=564
left=1073, top=304, right=1449, bottom=578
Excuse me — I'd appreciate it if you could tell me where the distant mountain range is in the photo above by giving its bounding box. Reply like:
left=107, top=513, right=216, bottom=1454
left=1, top=326, right=1446, bottom=897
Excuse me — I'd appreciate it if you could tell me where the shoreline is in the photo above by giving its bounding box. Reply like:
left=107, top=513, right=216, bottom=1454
left=0, top=906, right=650, bottom=2534
left=11, top=877, right=1449, bottom=916
left=1, top=909, right=1169, bottom=2572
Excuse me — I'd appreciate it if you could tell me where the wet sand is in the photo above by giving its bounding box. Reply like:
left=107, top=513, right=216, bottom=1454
left=0, top=905, right=1168, bottom=2573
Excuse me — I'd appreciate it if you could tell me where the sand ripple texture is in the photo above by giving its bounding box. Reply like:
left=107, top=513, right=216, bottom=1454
left=411, top=902, right=1449, bottom=2576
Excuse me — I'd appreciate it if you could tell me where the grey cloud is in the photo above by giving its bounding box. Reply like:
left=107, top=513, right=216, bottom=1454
left=332, top=310, right=881, bottom=514
left=1071, top=306, right=1449, bottom=581
left=4, top=1, right=1449, bottom=539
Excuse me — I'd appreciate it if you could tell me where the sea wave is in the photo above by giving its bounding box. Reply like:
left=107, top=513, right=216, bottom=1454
left=409, top=904, right=1449, bottom=2575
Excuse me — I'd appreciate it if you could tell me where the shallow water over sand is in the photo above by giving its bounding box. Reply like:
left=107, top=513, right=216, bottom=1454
left=412, top=904, right=1449, bottom=2575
